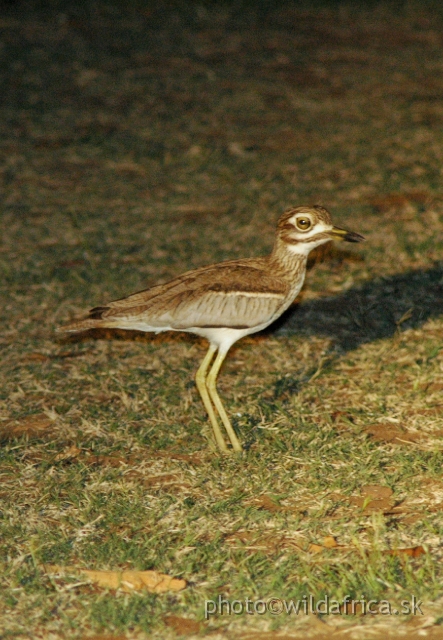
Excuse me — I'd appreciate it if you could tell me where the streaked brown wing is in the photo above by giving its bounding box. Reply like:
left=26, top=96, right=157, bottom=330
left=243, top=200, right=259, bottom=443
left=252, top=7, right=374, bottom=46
left=98, top=260, right=288, bottom=329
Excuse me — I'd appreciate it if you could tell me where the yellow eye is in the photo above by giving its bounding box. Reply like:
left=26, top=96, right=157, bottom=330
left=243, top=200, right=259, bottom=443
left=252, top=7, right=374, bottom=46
left=296, top=217, right=311, bottom=231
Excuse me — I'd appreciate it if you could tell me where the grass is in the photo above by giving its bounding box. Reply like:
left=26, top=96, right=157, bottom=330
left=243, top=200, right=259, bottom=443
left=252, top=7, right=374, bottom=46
left=1, top=0, right=443, bottom=638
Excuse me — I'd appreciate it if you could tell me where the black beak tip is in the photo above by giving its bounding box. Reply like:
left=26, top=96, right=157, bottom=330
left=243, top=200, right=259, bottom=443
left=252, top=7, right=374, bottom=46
left=344, top=231, right=365, bottom=243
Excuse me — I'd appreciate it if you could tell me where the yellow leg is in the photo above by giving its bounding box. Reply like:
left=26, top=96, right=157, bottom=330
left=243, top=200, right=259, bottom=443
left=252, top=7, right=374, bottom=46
left=195, top=345, right=228, bottom=452
left=206, top=350, right=243, bottom=453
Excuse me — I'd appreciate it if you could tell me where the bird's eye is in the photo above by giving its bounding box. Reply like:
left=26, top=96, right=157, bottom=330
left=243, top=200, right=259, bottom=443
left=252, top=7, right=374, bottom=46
left=296, top=217, right=311, bottom=231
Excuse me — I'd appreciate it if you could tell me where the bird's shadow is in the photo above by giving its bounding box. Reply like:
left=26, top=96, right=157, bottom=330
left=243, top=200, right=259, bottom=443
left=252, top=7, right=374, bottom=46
left=271, top=263, right=443, bottom=353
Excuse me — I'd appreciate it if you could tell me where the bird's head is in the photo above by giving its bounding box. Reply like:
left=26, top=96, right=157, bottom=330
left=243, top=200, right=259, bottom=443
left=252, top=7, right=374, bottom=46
left=277, top=205, right=364, bottom=255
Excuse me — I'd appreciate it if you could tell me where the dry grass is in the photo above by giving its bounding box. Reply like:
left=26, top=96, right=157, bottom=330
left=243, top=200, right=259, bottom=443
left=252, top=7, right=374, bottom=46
left=1, top=0, right=443, bottom=638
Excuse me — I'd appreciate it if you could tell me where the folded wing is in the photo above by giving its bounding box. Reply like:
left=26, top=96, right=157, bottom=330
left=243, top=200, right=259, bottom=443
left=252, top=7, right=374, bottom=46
left=61, top=259, right=289, bottom=333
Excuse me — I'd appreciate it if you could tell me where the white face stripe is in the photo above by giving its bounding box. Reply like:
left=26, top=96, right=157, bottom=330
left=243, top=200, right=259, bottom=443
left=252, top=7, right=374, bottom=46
left=286, top=240, right=329, bottom=255
left=210, top=291, right=285, bottom=299
left=283, top=215, right=334, bottom=255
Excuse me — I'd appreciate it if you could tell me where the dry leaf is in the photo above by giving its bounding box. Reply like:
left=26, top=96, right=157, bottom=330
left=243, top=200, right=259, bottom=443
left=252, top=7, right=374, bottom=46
left=24, top=352, right=50, bottom=362
left=164, top=616, right=202, bottom=634
left=322, top=535, right=339, bottom=548
left=143, top=473, right=180, bottom=486
left=86, top=455, right=129, bottom=468
left=224, top=531, right=303, bottom=552
left=384, top=546, right=425, bottom=558
left=308, top=536, right=343, bottom=554
left=308, top=543, right=325, bottom=554
left=224, top=531, right=255, bottom=546
left=224, top=531, right=270, bottom=550
left=24, top=350, right=87, bottom=362
left=361, top=485, right=393, bottom=500
left=401, top=513, right=422, bottom=525
left=0, top=414, right=55, bottom=442
left=365, top=424, right=418, bottom=444
left=54, top=445, right=82, bottom=462
left=248, top=494, right=305, bottom=514
left=149, top=450, right=205, bottom=464
left=44, top=565, right=186, bottom=593
left=349, top=496, right=394, bottom=513
left=331, top=410, right=355, bottom=424
left=253, top=494, right=283, bottom=513
left=349, top=485, right=396, bottom=514
left=422, top=382, right=443, bottom=393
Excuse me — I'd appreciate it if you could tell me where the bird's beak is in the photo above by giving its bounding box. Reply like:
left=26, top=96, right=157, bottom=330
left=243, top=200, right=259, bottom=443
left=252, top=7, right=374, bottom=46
left=329, top=226, right=365, bottom=243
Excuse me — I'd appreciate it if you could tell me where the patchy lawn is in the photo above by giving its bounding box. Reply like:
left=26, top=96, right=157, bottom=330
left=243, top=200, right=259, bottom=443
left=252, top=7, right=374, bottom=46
left=0, top=1, right=442, bottom=638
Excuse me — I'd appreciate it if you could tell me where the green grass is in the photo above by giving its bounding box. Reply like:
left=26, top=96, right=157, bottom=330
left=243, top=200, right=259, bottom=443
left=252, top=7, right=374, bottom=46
left=1, top=0, right=443, bottom=638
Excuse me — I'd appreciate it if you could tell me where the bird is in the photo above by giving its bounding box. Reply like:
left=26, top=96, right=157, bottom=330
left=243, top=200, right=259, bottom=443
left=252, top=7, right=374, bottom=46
left=59, top=205, right=364, bottom=453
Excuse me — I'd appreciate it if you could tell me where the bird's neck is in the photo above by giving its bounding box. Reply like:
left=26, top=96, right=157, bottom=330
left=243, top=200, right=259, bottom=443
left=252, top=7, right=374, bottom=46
left=268, top=238, right=308, bottom=280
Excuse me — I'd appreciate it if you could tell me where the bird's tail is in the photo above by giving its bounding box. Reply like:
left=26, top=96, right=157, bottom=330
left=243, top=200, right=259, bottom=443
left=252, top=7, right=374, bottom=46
left=57, top=306, right=111, bottom=333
